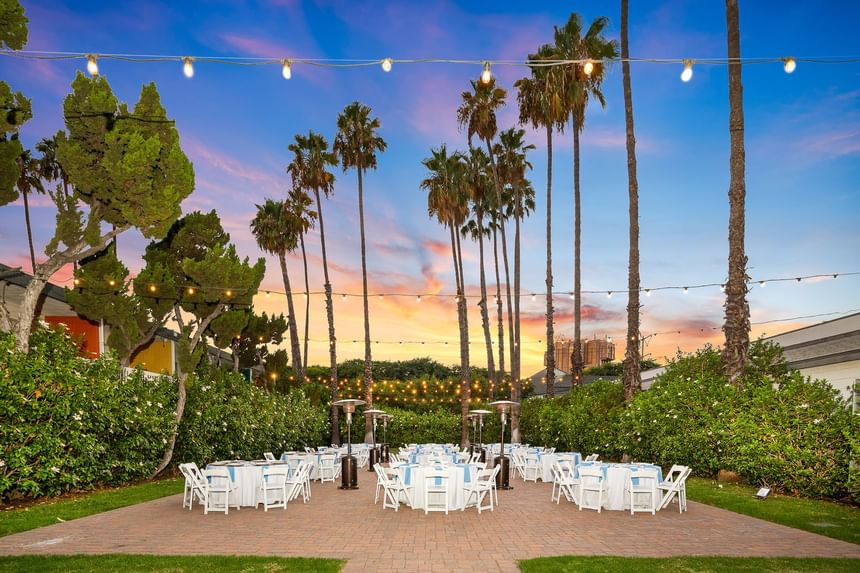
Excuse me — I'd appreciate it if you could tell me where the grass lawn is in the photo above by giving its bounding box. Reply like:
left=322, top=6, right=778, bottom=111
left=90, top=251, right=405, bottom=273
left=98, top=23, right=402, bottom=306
left=685, top=478, right=860, bottom=545
left=519, top=556, right=860, bottom=572
left=0, top=478, right=183, bottom=537
left=0, top=555, right=343, bottom=572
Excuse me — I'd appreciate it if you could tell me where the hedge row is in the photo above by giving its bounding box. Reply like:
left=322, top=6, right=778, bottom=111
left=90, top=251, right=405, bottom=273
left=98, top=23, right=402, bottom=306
left=0, top=327, right=327, bottom=500
left=520, top=341, right=859, bottom=500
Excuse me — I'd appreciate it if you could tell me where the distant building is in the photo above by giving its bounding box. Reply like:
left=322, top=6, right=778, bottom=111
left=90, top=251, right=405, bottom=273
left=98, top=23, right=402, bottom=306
left=544, top=336, right=615, bottom=373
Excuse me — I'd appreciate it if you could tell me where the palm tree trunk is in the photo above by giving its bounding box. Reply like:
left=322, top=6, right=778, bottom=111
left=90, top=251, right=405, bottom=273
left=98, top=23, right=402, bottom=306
left=22, top=189, right=36, bottom=274
left=357, top=167, right=374, bottom=444
left=571, top=115, right=584, bottom=385
left=453, top=226, right=471, bottom=447
left=300, top=232, right=310, bottom=379
left=314, top=189, right=340, bottom=445
left=491, top=222, right=503, bottom=400
left=476, top=210, right=496, bottom=385
left=514, top=184, right=522, bottom=399
left=722, top=0, right=750, bottom=386
left=621, top=0, right=642, bottom=401
left=545, top=125, right=555, bottom=398
left=484, top=138, right=518, bottom=442
left=278, top=251, right=303, bottom=379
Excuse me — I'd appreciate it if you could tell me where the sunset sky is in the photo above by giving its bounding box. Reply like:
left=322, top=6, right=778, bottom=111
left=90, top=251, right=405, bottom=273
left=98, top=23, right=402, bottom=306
left=2, top=0, right=858, bottom=375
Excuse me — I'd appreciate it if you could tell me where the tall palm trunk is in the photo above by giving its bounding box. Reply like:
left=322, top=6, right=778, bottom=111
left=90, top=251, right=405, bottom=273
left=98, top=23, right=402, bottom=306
left=476, top=210, right=496, bottom=386
left=571, top=115, right=584, bottom=384
left=484, top=139, right=518, bottom=441
left=544, top=125, right=555, bottom=398
left=491, top=223, right=503, bottom=401
left=514, top=184, right=522, bottom=399
left=621, top=0, right=642, bottom=401
left=300, top=233, right=310, bottom=379
left=722, top=0, right=750, bottom=385
left=357, top=167, right=374, bottom=444
left=278, top=251, right=303, bottom=379
left=22, top=189, right=36, bottom=274
left=453, top=226, right=471, bottom=447
left=314, top=189, right=339, bottom=444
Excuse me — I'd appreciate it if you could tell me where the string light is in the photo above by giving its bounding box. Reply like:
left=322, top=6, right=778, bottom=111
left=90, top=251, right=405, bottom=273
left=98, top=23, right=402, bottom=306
left=416, top=295, right=422, bottom=302
left=607, top=291, right=613, bottom=298
left=481, top=61, right=492, bottom=84
left=187, top=287, right=195, bottom=295
left=182, top=57, right=194, bottom=78
left=645, top=289, right=651, bottom=296
left=683, top=287, right=689, bottom=294
left=108, top=279, right=116, bottom=287
left=86, top=54, right=98, bottom=76
left=759, top=280, right=767, bottom=288
left=531, top=294, right=536, bottom=301
left=148, top=284, right=157, bottom=293
left=225, top=289, right=232, bottom=297
left=381, top=58, right=393, bottom=72
left=681, top=59, right=694, bottom=82
left=783, top=57, right=796, bottom=73
left=583, top=60, right=594, bottom=76
left=281, top=59, right=292, bottom=79
left=341, top=293, right=347, bottom=301
left=73, top=278, right=81, bottom=286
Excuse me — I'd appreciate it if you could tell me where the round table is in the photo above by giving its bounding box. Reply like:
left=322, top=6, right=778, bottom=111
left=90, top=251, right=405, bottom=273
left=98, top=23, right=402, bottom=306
left=576, top=462, right=663, bottom=510
left=395, top=463, right=476, bottom=511
left=206, top=461, right=292, bottom=507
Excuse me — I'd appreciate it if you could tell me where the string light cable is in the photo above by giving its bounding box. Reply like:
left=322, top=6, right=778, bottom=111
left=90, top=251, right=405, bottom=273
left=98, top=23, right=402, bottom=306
left=65, top=270, right=860, bottom=300
left=3, top=49, right=859, bottom=80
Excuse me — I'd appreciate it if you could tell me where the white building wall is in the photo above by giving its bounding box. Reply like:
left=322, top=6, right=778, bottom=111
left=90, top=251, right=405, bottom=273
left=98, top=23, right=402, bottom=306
left=797, top=360, right=860, bottom=403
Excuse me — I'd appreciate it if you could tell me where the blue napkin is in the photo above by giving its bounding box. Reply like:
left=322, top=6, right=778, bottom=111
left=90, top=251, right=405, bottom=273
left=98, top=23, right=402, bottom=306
left=456, top=463, right=472, bottom=483
left=434, top=464, right=443, bottom=486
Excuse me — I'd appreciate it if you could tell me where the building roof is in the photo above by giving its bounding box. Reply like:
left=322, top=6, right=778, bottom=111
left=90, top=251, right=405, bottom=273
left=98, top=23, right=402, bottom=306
left=765, top=312, right=860, bottom=370
left=528, top=368, right=616, bottom=397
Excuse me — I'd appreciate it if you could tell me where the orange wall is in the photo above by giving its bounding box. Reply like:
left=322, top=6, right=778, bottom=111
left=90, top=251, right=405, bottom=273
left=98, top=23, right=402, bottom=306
left=44, top=315, right=100, bottom=359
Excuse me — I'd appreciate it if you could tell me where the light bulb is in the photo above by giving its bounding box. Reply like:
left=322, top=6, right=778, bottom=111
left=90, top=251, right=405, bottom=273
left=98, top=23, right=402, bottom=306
left=481, top=62, right=492, bottom=84
left=182, top=57, right=194, bottom=78
left=683, top=287, right=689, bottom=294
left=645, top=289, right=651, bottom=297
left=607, top=291, right=613, bottom=298
left=531, top=293, right=536, bottom=301
left=108, top=279, right=116, bottom=287
left=73, top=278, right=81, bottom=286
left=149, top=284, right=157, bottom=293
left=225, top=289, right=232, bottom=297
left=265, top=291, right=270, bottom=298
left=381, top=58, right=393, bottom=72
left=341, top=294, right=347, bottom=301
left=569, top=293, right=575, bottom=299
left=759, top=281, right=766, bottom=288
left=281, top=59, right=292, bottom=79
left=187, top=287, right=195, bottom=295
left=783, top=57, right=796, bottom=74
left=583, top=60, right=594, bottom=76
left=720, top=284, right=726, bottom=292
left=416, top=295, right=422, bottom=302
left=681, top=60, right=693, bottom=82
left=86, top=54, right=99, bottom=76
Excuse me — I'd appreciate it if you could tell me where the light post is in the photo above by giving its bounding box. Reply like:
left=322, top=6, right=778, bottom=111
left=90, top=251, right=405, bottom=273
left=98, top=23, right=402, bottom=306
left=364, top=409, right=385, bottom=471
left=488, top=400, right=519, bottom=490
left=332, top=399, right=365, bottom=490
left=469, top=409, right=492, bottom=463
left=379, top=413, right=392, bottom=462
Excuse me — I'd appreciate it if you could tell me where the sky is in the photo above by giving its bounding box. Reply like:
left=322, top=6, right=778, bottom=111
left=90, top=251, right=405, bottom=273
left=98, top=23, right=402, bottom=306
left=2, top=0, right=859, bottom=375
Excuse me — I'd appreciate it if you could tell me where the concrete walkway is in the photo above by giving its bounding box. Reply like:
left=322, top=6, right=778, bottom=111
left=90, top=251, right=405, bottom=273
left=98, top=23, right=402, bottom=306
left=1, top=477, right=858, bottom=572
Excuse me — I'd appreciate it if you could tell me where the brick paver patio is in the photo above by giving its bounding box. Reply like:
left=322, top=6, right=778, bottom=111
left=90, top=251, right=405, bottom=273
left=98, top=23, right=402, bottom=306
left=1, top=477, right=858, bottom=572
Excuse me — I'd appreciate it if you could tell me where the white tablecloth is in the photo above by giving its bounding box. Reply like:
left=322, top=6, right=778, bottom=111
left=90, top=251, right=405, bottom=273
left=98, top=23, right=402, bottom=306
left=207, top=462, right=292, bottom=507
left=396, top=464, right=473, bottom=511
left=540, top=452, right=581, bottom=482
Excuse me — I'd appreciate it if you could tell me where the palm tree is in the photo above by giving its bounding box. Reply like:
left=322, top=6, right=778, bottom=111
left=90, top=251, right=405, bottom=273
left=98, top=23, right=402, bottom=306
left=460, top=147, right=496, bottom=387
left=495, top=128, right=535, bottom=399
left=554, top=14, right=618, bottom=385
left=334, top=102, right=387, bottom=443
left=422, top=145, right=472, bottom=447
left=457, top=77, right=521, bottom=437
left=288, top=131, right=340, bottom=443
left=287, top=187, right=317, bottom=380
left=15, top=149, right=44, bottom=274
left=250, top=199, right=303, bottom=380
left=621, top=0, right=642, bottom=400
left=515, top=44, right=566, bottom=398
left=722, top=0, right=750, bottom=385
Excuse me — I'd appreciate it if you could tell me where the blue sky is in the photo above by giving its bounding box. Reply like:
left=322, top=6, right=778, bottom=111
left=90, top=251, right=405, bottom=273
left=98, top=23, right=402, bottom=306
left=2, top=0, right=859, bottom=373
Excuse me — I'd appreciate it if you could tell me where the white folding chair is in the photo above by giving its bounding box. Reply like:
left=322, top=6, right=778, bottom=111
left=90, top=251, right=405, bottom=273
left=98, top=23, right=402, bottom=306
left=659, top=465, right=691, bottom=512
left=257, top=466, right=289, bottom=511
left=522, top=454, right=540, bottom=482
left=585, top=453, right=600, bottom=462
left=462, top=466, right=500, bottom=514
left=423, top=470, right=450, bottom=515
left=203, top=467, right=240, bottom=515
left=376, top=466, right=409, bottom=512
left=263, top=452, right=276, bottom=461
left=551, top=462, right=578, bottom=504
left=179, top=463, right=206, bottom=510
left=577, top=465, right=606, bottom=513
left=318, top=454, right=336, bottom=483
left=285, top=462, right=311, bottom=503
left=626, top=467, right=660, bottom=515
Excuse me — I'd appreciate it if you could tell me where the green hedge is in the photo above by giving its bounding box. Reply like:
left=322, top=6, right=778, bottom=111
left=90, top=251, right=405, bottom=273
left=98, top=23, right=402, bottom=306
left=519, top=341, right=859, bottom=500
left=0, top=327, right=328, bottom=501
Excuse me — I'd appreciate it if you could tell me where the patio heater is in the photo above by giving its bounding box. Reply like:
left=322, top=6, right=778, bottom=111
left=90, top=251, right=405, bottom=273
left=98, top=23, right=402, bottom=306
left=332, top=399, right=365, bottom=490
left=364, top=409, right=386, bottom=471
left=488, top=400, right=519, bottom=490
left=467, top=413, right=477, bottom=446
left=379, top=413, right=392, bottom=463
left=469, top=409, right=492, bottom=463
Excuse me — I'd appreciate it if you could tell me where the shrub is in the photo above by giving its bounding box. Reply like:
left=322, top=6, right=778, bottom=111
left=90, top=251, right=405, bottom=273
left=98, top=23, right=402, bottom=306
left=0, top=327, right=175, bottom=499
